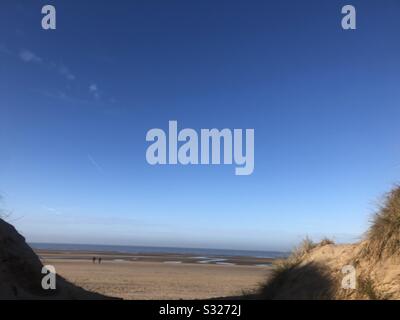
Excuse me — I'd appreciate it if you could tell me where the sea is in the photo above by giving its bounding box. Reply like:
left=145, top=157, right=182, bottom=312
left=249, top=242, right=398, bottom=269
left=30, top=243, right=289, bottom=259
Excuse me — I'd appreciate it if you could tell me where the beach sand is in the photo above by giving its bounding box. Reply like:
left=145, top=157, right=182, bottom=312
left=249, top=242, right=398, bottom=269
left=39, top=251, right=272, bottom=299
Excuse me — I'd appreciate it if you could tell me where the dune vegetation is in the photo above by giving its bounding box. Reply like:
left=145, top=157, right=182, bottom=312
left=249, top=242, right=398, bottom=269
left=252, top=185, right=400, bottom=300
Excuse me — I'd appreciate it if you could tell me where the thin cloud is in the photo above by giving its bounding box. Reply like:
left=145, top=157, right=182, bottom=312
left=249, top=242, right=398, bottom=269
left=89, top=83, right=100, bottom=99
left=39, top=89, right=89, bottom=105
left=42, top=205, right=63, bottom=215
left=19, top=49, right=42, bottom=63
left=18, top=48, right=75, bottom=82
left=4, top=43, right=111, bottom=104
left=58, top=64, right=75, bottom=81
left=87, top=154, right=104, bottom=173
left=38, top=89, right=112, bottom=109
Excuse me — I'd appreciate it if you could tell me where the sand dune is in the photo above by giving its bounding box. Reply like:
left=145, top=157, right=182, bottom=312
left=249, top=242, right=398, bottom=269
left=0, top=218, right=114, bottom=299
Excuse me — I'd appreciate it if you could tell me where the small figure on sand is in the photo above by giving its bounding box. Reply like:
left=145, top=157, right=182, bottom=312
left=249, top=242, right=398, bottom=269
left=98, top=257, right=102, bottom=264
left=92, top=256, right=96, bottom=264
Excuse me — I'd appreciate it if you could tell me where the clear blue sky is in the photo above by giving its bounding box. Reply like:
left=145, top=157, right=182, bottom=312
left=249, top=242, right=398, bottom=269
left=1, top=0, right=400, bottom=251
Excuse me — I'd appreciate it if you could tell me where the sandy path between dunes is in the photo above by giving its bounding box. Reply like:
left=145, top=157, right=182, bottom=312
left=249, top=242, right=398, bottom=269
left=45, top=259, right=271, bottom=299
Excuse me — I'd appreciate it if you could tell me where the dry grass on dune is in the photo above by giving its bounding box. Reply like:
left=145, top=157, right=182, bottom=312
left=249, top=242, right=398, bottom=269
left=362, top=186, right=400, bottom=260
left=275, top=237, right=335, bottom=271
left=256, top=238, right=337, bottom=300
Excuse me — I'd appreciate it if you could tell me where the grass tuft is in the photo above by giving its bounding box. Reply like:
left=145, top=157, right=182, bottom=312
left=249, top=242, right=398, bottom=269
left=319, top=237, right=335, bottom=246
left=357, top=276, right=392, bottom=300
left=365, top=186, right=400, bottom=260
left=289, top=237, right=317, bottom=264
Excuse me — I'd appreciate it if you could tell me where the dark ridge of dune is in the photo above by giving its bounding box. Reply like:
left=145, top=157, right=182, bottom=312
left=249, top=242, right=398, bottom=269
left=0, top=218, right=117, bottom=299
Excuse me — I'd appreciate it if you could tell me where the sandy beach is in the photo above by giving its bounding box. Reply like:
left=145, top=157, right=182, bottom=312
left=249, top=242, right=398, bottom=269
left=37, top=250, right=272, bottom=299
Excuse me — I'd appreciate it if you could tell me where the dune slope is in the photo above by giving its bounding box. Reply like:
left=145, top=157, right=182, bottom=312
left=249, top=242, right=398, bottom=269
left=0, top=218, right=115, bottom=299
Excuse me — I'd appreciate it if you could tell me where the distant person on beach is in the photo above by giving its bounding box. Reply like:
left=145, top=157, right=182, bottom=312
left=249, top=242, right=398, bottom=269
left=98, top=257, right=102, bottom=264
left=92, top=257, right=96, bottom=264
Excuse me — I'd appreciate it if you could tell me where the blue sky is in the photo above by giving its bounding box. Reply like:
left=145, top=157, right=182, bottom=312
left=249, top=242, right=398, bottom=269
left=1, top=0, right=400, bottom=251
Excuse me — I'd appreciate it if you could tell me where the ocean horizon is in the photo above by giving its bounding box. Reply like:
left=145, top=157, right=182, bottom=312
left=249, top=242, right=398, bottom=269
left=30, top=242, right=289, bottom=259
